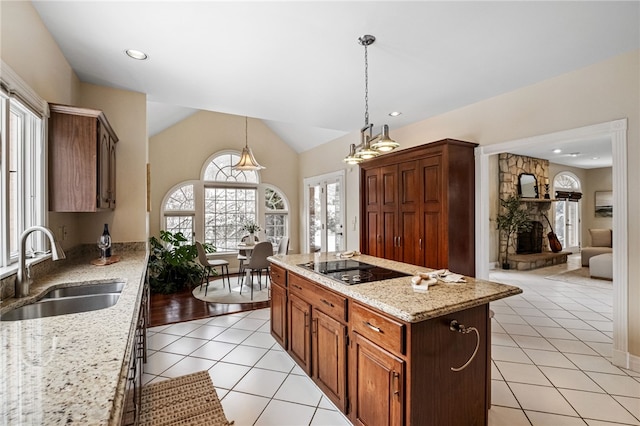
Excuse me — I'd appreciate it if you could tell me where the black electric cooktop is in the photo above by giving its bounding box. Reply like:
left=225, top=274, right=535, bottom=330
left=298, top=259, right=411, bottom=285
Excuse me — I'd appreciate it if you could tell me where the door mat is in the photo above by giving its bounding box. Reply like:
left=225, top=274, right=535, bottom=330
left=140, top=370, right=233, bottom=426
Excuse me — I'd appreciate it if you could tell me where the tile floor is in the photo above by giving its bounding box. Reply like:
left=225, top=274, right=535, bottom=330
left=144, top=255, right=640, bottom=425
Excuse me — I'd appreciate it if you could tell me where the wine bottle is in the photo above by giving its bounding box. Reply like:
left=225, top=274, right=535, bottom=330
left=102, top=224, right=111, bottom=257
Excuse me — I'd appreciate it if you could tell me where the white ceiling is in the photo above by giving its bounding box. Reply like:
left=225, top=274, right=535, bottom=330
left=33, top=1, right=639, bottom=167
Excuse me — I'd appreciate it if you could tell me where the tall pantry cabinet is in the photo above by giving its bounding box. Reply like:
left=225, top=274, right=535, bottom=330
left=359, top=139, right=478, bottom=277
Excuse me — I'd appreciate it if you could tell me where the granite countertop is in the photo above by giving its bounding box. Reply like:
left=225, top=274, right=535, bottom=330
left=268, top=252, right=522, bottom=323
left=1, top=245, right=148, bottom=425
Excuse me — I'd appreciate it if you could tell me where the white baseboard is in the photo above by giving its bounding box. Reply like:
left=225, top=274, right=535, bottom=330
left=612, top=348, right=640, bottom=373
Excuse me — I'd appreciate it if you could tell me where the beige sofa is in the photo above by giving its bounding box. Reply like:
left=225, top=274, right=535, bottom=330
left=581, top=228, right=613, bottom=266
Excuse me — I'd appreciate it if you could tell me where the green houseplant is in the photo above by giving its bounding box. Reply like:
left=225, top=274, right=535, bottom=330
left=148, top=230, right=215, bottom=294
left=496, top=195, right=532, bottom=269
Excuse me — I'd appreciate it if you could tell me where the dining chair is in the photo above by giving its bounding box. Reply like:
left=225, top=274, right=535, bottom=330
left=240, top=241, right=272, bottom=300
left=276, top=236, right=290, bottom=255
left=195, top=241, right=230, bottom=295
left=237, top=234, right=259, bottom=285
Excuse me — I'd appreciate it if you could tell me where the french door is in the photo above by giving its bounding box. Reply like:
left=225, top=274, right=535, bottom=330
left=553, top=172, right=581, bottom=253
left=304, top=171, right=345, bottom=253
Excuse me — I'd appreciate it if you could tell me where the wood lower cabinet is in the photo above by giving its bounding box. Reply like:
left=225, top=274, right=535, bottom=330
left=283, top=272, right=348, bottom=411
left=49, top=103, right=118, bottom=212
left=313, top=309, right=347, bottom=410
left=350, top=332, right=404, bottom=426
left=360, top=139, right=477, bottom=276
left=288, top=293, right=312, bottom=374
left=269, top=264, right=287, bottom=347
left=270, top=264, right=491, bottom=426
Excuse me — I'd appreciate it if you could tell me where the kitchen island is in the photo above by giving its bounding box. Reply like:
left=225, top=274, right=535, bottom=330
left=268, top=252, right=522, bottom=426
left=1, top=244, right=148, bottom=425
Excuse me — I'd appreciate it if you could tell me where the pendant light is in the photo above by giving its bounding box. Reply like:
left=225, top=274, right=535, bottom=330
left=233, top=116, right=265, bottom=171
left=343, top=35, right=399, bottom=164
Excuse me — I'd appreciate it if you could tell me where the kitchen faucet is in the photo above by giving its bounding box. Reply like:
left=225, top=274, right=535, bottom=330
left=15, top=226, right=66, bottom=298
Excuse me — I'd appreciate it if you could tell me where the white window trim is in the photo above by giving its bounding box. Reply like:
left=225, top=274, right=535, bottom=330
left=0, top=61, right=48, bottom=277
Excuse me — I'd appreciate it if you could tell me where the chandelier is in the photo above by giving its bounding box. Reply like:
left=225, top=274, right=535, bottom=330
left=344, top=35, right=399, bottom=165
left=232, top=116, right=265, bottom=171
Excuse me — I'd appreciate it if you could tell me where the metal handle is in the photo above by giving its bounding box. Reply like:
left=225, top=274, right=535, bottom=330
left=304, top=312, right=309, bottom=328
left=364, top=321, right=381, bottom=333
left=312, top=318, right=318, bottom=334
left=419, top=238, right=422, bottom=250
left=397, top=236, right=401, bottom=246
left=449, top=320, right=480, bottom=372
left=293, top=284, right=302, bottom=291
left=393, top=371, right=400, bottom=396
left=321, top=299, right=334, bottom=308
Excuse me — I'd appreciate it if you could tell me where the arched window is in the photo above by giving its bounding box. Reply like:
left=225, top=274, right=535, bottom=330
left=553, top=172, right=581, bottom=252
left=160, top=151, right=289, bottom=253
left=264, top=185, right=289, bottom=246
left=162, top=183, right=195, bottom=243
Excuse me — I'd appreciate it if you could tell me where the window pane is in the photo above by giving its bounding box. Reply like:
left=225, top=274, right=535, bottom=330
left=265, top=187, right=285, bottom=210
left=265, top=213, right=287, bottom=245
left=165, top=216, right=194, bottom=243
left=164, top=184, right=194, bottom=210
left=203, top=153, right=258, bottom=183
left=205, top=187, right=257, bottom=251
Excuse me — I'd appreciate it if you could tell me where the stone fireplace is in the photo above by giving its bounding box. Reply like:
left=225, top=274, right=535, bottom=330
left=498, top=153, right=567, bottom=270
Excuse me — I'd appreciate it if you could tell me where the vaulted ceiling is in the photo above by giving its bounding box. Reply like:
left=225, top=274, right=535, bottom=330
left=33, top=1, right=639, bottom=166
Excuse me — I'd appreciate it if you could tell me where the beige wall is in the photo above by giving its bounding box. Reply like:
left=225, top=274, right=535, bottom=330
left=584, top=167, right=614, bottom=242
left=1, top=1, right=148, bottom=248
left=300, top=49, right=640, bottom=354
left=76, top=83, right=148, bottom=244
left=148, top=111, right=299, bottom=257
left=1, top=1, right=83, bottom=249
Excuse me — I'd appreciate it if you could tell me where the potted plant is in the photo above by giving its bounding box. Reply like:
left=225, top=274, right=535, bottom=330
left=148, top=230, right=215, bottom=294
left=241, top=221, right=261, bottom=245
left=496, top=195, right=532, bottom=269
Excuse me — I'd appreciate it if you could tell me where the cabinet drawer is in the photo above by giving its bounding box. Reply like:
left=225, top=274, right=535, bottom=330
left=270, top=263, right=287, bottom=287
left=289, top=274, right=347, bottom=322
left=351, top=302, right=405, bottom=355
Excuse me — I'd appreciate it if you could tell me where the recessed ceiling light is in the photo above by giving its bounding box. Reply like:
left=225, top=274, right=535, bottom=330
left=125, top=49, right=148, bottom=60
left=569, top=152, right=580, bottom=157
left=388, top=111, right=402, bottom=117
left=553, top=148, right=562, bottom=154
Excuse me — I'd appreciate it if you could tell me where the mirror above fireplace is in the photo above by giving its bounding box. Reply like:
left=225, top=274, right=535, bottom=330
left=518, top=173, right=539, bottom=198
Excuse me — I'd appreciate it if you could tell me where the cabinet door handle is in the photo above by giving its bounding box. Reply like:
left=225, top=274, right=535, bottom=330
left=312, top=317, right=318, bottom=334
left=292, top=284, right=302, bottom=291
left=398, top=236, right=401, bottom=246
left=393, top=371, right=400, bottom=396
left=364, top=321, right=381, bottom=333
left=321, top=299, right=334, bottom=308
left=304, top=311, right=309, bottom=328
left=419, top=238, right=422, bottom=250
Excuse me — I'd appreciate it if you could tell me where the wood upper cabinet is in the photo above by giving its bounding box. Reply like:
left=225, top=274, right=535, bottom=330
left=48, top=103, right=118, bottom=212
left=360, top=139, right=477, bottom=276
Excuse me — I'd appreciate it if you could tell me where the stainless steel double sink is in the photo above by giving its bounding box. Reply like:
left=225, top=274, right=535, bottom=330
left=1, top=281, right=125, bottom=321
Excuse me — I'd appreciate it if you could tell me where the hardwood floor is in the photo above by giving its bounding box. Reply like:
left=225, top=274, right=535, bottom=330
left=149, top=275, right=270, bottom=327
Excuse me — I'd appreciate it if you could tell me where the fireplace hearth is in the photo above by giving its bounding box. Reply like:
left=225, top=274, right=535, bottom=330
left=517, top=221, right=543, bottom=254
